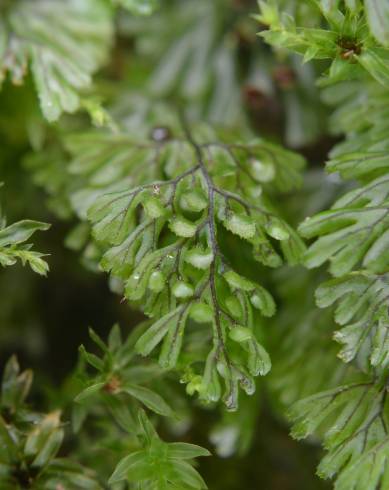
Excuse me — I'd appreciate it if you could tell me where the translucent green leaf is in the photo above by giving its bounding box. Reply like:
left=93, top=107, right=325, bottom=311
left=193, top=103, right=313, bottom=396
left=121, top=383, right=173, bottom=417
left=185, top=247, right=214, bottom=269
left=265, top=217, right=290, bottom=241
left=1, top=0, right=113, bottom=121
left=1, top=356, right=33, bottom=410
left=0, top=218, right=50, bottom=274
left=289, top=382, right=388, bottom=484
left=0, top=220, right=49, bottom=247
left=24, top=411, right=63, bottom=467
left=315, top=272, right=389, bottom=369
left=180, top=189, right=208, bottom=212
left=169, top=217, right=198, bottom=237
left=229, top=326, right=253, bottom=343
left=223, top=213, right=256, bottom=240
left=135, top=306, right=185, bottom=356
left=168, top=443, right=211, bottom=460
left=148, top=270, right=165, bottom=293
left=143, top=196, right=167, bottom=219
left=171, top=460, right=208, bottom=489
left=335, top=438, right=389, bottom=490
left=358, top=48, right=389, bottom=88
left=250, top=288, right=276, bottom=317
left=189, top=303, right=213, bottom=323
left=108, top=451, right=148, bottom=484
left=172, top=281, right=194, bottom=298
left=365, top=0, right=389, bottom=47
left=248, top=339, right=271, bottom=376
left=223, top=270, right=256, bottom=292
left=299, top=175, right=389, bottom=275
left=74, top=382, right=106, bottom=403
left=114, top=0, right=158, bottom=15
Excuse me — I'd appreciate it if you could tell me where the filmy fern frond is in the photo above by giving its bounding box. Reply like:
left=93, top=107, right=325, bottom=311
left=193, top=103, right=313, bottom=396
left=270, top=268, right=359, bottom=406
left=65, top=104, right=305, bottom=409
left=316, top=272, right=389, bottom=371
left=0, top=0, right=113, bottom=121
left=299, top=174, right=389, bottom=276
left=258, top=2, right=389, bottom=486
left=289, top=381, right=389, bottom=489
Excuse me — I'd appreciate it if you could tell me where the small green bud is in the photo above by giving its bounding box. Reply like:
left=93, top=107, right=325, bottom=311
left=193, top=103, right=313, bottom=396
left=148, top=270, right=165, bottom=293
left=186, top=375, right=203, bottom=396
left=169, top=217, right=197, bottom=237
left=185, top=248, right=214, bottom=269
left=173, top=281, right=194, bottom=298
left=128, top=271, right=141, bottom=287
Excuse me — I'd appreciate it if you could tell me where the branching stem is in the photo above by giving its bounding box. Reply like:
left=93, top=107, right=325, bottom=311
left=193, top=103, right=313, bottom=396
left=179, top=111, right=229, bottom=366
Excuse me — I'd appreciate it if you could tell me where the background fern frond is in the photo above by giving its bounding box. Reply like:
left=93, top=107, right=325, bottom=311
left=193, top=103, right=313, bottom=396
left=0, top=0, right=113, bottom=121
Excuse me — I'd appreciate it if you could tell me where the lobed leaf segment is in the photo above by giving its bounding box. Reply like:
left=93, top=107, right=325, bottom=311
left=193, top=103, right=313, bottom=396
left=290, top=381, right=389, bottom=490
